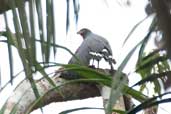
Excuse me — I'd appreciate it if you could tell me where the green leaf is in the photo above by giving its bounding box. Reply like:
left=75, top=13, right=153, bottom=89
left=136, top=54, right=167, bottom=73
left=139, top=84, right=146, bottom=92
left=106, top=39, right=144, bottom=114
left=138, top=17, right=157, bottom=63
left=128, top=92, right=171, bottom=114
left=153, top=79, right=161, bottom=94
left=29, top=0, right=37, bottom=64
left=59, top=107, right=104, bottom=114
left=35, top=0, right=46, bottom=63
left=59, top=107, right=125, bottom=114
left=140, top=49, right=160, bottom=61
left=9, top=104, right=18, bottom=114
left=72, top=0, right=79, bottom=24
left=9, top=0, right=25, bottom=60
left=17, top=0, right=32, bottom=60
left=34, top=62, right=57, bottom=87
left=122, top=16, right=149, bottom=46
left=124, top=86, right=148, bottom=103
left=4, top=13, right=14, bottom=85
left=132, top=71, right=171, bottom=87
left=0, top=102, right=6, bottom=114
left=52, top=0, right=57, bottom=57
left=0, top=70, right=23, bottom=93
left=66, top=0, right=70, bottom=33
left=46, top=0, right=53, bottom=62
left=62, top=64, right=112, bottom=86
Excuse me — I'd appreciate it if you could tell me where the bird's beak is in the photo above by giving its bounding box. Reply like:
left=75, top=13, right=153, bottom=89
left=77, top=30, right=84, bottom=38
left=77, top=31, right=81, bottom=34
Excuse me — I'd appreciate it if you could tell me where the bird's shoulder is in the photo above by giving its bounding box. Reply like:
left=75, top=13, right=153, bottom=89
left=92, top=33, right=110, bottom=47
left=86, top=32, right=108, bottom=42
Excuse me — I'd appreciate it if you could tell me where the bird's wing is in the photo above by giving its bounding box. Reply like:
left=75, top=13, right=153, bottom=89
left=68, top=40, right=92, bottom=66
left=87, top=33, right=113, bottom=56
left=85, top=34, right=105, bottom=52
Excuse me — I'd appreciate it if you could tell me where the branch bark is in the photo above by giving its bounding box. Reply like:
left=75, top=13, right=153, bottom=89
left=3, top=68, right=130, bottom=114
left=4, top=75, right=101, bottom=114
left=3, top=68, right=156, bottom=114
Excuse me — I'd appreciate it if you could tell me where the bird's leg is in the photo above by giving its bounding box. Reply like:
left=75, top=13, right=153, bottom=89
left=108, top=57, right=116, bottom=75
left=97, top=60, right=100, bottom=68
left=89, top=58, right=96, bottom=68
left=92, top=58, right=95, bottom=66
left=109, top=62, right=114, bottom=75
left=89, top=52, right=96, bottom=67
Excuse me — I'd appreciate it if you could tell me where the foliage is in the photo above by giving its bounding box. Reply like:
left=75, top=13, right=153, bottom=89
left=0, top=0, right=79, bottom=113
left=0, top=0, right=171, bottom=114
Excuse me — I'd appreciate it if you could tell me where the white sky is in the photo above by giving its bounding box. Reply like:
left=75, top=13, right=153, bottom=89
left=0, top=0, right=171, bottom=114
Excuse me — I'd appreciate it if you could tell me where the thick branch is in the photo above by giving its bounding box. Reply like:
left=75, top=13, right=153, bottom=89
left=4, top=75, right=100, bottom=114
left=3, top=68, right=157, bottom=114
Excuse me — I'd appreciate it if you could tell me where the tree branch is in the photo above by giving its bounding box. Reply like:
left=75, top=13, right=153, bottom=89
left=4, top=75, right=100, bottom=114
left=2, top=68, right=156, bottom=114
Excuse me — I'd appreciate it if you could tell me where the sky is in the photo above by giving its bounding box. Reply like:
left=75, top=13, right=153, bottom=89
left=0, top=0, right=171, bottom=114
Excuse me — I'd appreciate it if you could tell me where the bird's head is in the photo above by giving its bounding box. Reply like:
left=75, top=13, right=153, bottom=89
left=77, top=28, right=91, bottom=39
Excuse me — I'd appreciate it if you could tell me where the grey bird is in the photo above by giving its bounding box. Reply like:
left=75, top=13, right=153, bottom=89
left=60, top=28, right=115, bottom=79
left=69, top=28, right=114, bottom=65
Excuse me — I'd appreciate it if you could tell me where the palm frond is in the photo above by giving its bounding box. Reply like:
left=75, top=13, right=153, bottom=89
left=66, top=0, right=70, bottom=33
left=106, top=39, right=144, bottom=114
left=128, top=92, right=171, bottom=114
left=73, top=0, right=79, bottom=24
left=35, top=0, right=46, bottom=62
left=138, top=16, right=157, bottom=63
left=29, top=0, right=37, bottom=65
left=122, top=16, right=150, bottom=46
left=4, top=13, right=14, bottom=85
left=59, top=107, right=105, bottom=114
